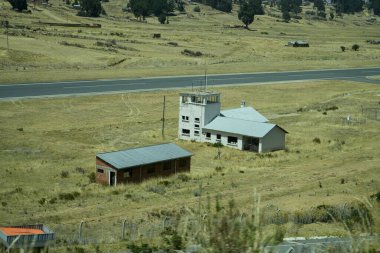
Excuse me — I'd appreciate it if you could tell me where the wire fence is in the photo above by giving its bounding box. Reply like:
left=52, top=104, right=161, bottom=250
left=362, top=107, right=380, bottom=121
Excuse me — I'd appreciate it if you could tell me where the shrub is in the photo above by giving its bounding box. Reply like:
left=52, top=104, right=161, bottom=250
left=329, top=12, right=334, bottom=20
left=177, top=173, right=190, bottom=182
left=1, top=202, right=7, bottom=207
left=75, top=167, right=85, bottom=174
left=313, top=137, right=321, bottom=144
left=88, top=172, right=96, bottom=183
left=352, top=44, right=360, bottom=51
left=61, top=170, right=69, bottom=178
left=167, top=41, right=178, bottom=46
left=181, top=49, right=203, bottom=57
left=340, top=178, right=345, bottom=184
left=193, top=6, right=200, bottom=12
left=341, top=46, right=346, bottom=52
left=158, top=14, right=166, bottom=24
left=317, top=11, right=326, bottom=18
left=215, top=166, right=224, bottom=172
left=58, top=191, right=80, bottom=201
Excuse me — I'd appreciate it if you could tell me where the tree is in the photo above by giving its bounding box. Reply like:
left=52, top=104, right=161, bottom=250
left=368, top=0, right=380, bottom=15
left=238, top=0, right=255, bottom=29
left=252, top=0, right=264, bottom=15
left=313, top=0, right=325, bottom=12
left=352, top=44, right=360, bottom=51
left=128, top=0, right=151, bottom=20
left=332, top=0, right=364, bottom=14
left=78, top=0, right=102, bottom=17
left=8, top=0, right=27, bottom=11
left=280, top=0, right=302, bottom=18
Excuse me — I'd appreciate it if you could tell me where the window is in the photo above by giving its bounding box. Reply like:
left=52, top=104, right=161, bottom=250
left=195, top=117, right=200, bottom=123
left=182, top=115, right=189, bottom=122
left=182, top=129, right=190, bottom=136
left=124, top=171, right=131, bottom=179
left=163, top=161, right=171, bottom=171
left=194, top=124, right=200, bottom=129
left=97, top=168, right=104, bottom=173
left=205, top=132, right=211, bottom=139
left=194, top=130, right=200, bottom=136
left=147, top=167, right=155, bottom=174
left=227, top=136, right=238, bottom=145
left=216, top=134, right=221, bottom=140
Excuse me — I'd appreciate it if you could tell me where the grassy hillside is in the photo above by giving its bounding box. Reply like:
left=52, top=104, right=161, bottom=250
left=0, top=80, right=379, bottom=250
left=0, top=0, right=379, bottom=83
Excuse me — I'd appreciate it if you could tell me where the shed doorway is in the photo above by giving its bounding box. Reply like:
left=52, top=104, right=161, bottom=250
left=109, top=171, right=116, bottom=186
left=243, top=136, right=259, bottom=152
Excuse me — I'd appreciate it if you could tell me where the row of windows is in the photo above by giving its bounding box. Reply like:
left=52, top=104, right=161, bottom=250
left=181, top=115, right=200, bottom=123
left=182, top=130, right=238, bottom=145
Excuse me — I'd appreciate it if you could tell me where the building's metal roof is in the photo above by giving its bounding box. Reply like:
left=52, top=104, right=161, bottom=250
left=220, top=107, right=268, bottom=123
left=180, top=91, right=220, bottom=96
left=0, top=224, right=55, bottom=248
left=97, top=143, right=192, bottom=170
left=203, top=116, right=285, bottom=138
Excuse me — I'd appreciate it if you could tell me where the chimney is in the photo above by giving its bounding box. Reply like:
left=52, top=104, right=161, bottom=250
left=240, top=100, right=246, bottom=108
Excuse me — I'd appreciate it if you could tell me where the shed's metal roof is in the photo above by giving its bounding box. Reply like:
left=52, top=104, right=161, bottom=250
left=221, top=107, right=268, bottom=123
left=97, top=143, right=192, bottom=170
left=203, top=116, right=285, bottom=138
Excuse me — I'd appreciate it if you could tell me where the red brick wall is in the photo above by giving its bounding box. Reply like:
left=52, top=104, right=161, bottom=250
left=96, top=156, right=191, bottom=185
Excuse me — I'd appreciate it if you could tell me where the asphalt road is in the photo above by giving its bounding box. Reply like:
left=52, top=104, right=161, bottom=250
left=1, top=67, right=379, bottom=100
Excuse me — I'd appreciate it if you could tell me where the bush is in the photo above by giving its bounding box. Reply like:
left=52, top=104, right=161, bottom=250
left=61, top=170, right=70, bottom=178
left=193, top=6, right=200, bottom=12
left=177, top=173, right=190, bottom=182
left=341, top=46, right=346, bottom=52
left=317, top=11, right=326, bottom=18
left=58, top=191, right=80, bottom=201
left=313, top=137, right=321, bottom=144
left=352, top=44, right=360, bottom=51
left=181, top=49, right=203, bottom=57
left=88, top=172, right=96, bottom=183
left=158, top=14, right=166, bottom=24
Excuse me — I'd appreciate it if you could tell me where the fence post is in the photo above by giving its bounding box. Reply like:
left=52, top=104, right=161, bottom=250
left=79, top=221, right=85, bottom=244
left=122, top=219, right=127, bottom=240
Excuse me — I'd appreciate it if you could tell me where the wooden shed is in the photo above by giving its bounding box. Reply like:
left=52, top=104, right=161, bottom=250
left=96, top=143, right=192, bottom=186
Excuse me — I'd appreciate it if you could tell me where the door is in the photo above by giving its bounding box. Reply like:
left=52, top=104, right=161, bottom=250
left=243, top=137, right=259, bottom=152
left=109, top=171, right=116, bottom=186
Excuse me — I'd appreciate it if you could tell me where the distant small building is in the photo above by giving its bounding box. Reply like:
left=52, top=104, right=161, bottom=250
left=96, top=143, right=192, bottom=186
left=178, top=92, right=288, bottom=153
left=0, top=224, right=54, bottom=253
left=287, top=41, right=310, bottom=47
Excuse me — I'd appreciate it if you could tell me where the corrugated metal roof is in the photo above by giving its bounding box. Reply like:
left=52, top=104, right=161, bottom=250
left=97, top=143, right=192, bottom=170
left=203, top=116, right=281, bottom=138
left=220, top=107, right=268, bottom=123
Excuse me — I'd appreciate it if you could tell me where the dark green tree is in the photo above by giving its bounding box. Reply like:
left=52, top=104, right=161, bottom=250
left=8, top=0, right=27, bottom=11
left=128, top=0, right=151, bottom=20
left=313, top=0, right=325, bottom=12
left=368, top=0, right=380, bottom=15
left=78, top=0, right=102, bottom=17
left=238, top=0, right=255, bottom=29
left=252, top=0, right=264, bottom=14
left=332, top=0, right=364, bottom=14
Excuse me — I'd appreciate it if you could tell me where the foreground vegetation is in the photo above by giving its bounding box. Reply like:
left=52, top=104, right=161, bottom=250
left=0, top=80, right=379, bottom=251
left=0, top=0, right=379, bottom=83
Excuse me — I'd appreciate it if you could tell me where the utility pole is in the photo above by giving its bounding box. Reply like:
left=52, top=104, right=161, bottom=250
left=5, top=20, right=9, bottom=52
left=204, top=70, right=207, bottom=91
left=162, top=96, right=166, bottom=139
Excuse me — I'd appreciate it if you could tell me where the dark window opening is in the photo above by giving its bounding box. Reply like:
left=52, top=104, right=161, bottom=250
left=182, top=115, right=189, bottom=121
left=182, top=129, right=190, bottom=135
left=195, top=117, right=200, bottom=123
left=216, top=134, right=221, bottom=140
left=205, top=132, right=211, bottom=139
left=97, top=168, right=104, bottom=173
left=228, top=136, right=238, bottom=145
left=124, top=171, right=131, bottom=178
left=194, top=130, right=200, bottom=136
left=194, top=124, right=200, bottom=129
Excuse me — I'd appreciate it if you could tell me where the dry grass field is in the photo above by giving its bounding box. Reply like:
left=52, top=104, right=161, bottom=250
left=0, top=0, right=380, bottom=83
left=0, top=79, right=379, bottom=250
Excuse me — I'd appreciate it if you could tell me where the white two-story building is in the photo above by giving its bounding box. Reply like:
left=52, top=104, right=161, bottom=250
left=178, top=91, right=288, bottom=153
